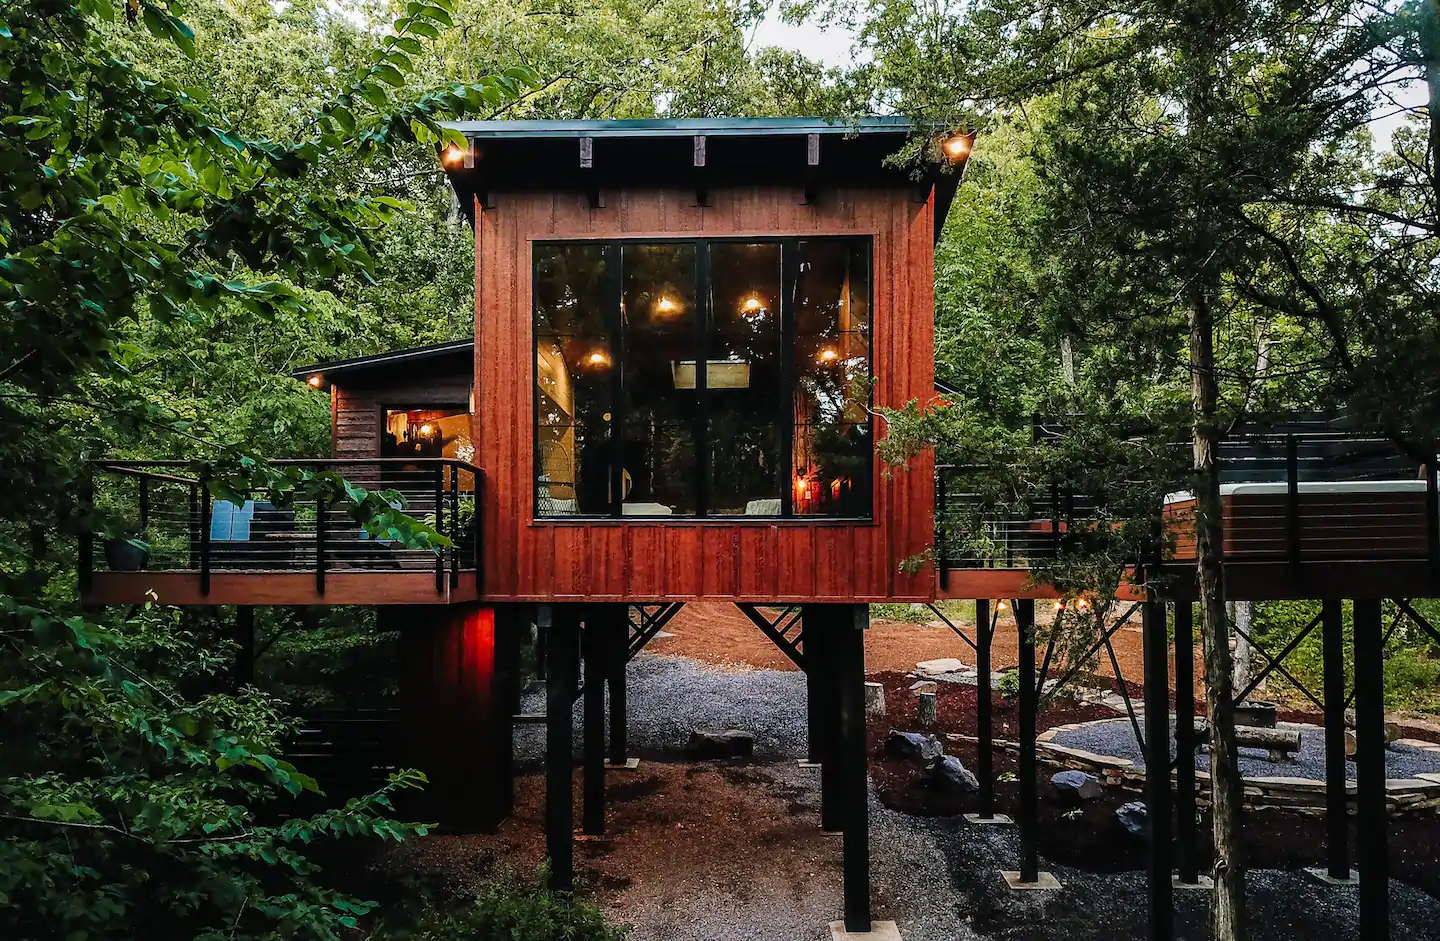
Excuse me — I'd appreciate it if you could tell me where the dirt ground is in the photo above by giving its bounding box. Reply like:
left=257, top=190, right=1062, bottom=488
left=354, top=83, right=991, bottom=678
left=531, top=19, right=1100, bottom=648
left=649, top=602, right=1204, bottom=697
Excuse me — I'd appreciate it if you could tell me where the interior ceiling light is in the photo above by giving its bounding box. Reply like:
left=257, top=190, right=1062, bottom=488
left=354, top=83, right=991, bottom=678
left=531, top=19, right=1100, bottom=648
left=818, top=347, right=839, bottom=363
left=588, top=349, right=610, bottom=366
left=657, top=296, right=677, bottom=313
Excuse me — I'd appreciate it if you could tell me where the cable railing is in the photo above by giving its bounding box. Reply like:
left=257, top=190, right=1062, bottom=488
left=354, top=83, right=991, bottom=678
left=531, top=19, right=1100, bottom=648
left=935, top=426, right=1440, bottom=576
left=80, top=458, right=483, bottom=598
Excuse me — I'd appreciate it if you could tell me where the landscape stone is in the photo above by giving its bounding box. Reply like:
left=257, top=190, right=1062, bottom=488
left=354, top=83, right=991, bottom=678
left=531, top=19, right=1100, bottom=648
left=929, top=754, right=979, bottom=792
left=687, top=729, right=755, bottom=759
left=1116, top=801, right=1149, bottom=840
left=915, top=658, right=968, bottom=675
left=886, top=729, right=944, bottom=763
left=1051, top=770, right=1102, bottom=804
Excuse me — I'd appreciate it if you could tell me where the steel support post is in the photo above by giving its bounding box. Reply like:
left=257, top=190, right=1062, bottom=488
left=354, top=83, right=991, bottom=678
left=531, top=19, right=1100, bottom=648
left=582, top=607, right=607, bottom=835
left=545, top=606, right=579, bottom=893
left=1322, top=599, right=1351, bottom=881
left=492, top=603, right=525, bottom=826
left=1353, top=599, right=1387, bottom=935
left=805, top=617, right=824, bottom=764
left=233, top=606, right=255, bottom=688
left=837, top=604, right=872, bottom=932
left=976, top=599, right=996, bottom=818
left=608, top=607, right=629, bottom=765
left=805, top=605, right=842, bottom=831
left=1172, top=601, right=1199, bottom=884
left=1017, top=599, right=1039, bottom=882
left=1143, top=597, right=1173, bottom=940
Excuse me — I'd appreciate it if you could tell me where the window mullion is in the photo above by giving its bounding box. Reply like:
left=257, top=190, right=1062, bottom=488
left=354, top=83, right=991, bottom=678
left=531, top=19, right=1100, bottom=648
left=780, top=239, right=797, bottom=518
left=695, top=240, right=710, bottom=518
left=606, top=242, right=624, bottom=519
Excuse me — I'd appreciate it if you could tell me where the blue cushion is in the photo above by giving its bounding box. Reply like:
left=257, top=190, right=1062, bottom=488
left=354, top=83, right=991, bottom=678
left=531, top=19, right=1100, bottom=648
left=210, top=500, right=254, bottom=541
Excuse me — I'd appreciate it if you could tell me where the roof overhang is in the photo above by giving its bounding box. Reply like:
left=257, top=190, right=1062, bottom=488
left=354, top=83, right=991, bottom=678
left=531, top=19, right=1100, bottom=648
left=436, top=117, right=971, bottom=241
left=292, top=339, right=473, bottom=391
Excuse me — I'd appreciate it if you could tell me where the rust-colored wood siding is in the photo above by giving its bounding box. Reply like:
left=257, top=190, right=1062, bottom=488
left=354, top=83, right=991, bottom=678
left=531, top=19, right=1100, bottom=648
left=331, top=373, right=472, bottom=460
left=475, top=186, right=936, bottom=602
left=1165, top=492, right=1428, bottom=561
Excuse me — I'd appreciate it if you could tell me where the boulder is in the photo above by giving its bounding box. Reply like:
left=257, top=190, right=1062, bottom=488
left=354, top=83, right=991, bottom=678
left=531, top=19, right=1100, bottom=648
left=886, top=729, right=944, bottom=763
left=929, top=755, right=979, bottom=793
left=687, top=729, right=755, bottom=760
left=1051, top=770, right=1102, bottom=805
left=1116, top=801, right=1148, bottom=840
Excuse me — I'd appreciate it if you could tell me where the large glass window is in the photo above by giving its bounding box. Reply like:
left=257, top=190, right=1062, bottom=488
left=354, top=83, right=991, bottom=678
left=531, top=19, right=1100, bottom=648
left=533, top=238, right=871, bottom=519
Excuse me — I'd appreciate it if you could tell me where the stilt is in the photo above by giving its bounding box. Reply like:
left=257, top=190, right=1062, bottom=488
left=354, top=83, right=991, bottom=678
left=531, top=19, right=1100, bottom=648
left=492, top=603, right=525, bottom=824
left=608, top=606, right=629, bottom=765
left=975, top=599, right=998, bottom=820
left=545, top=605, right=579, bottom=893
left=582, top=607, right=607, bottom=835
left=233, top=606, right=255, bottom=687
left=397, top=604, right=507, bottom=832
left=1142, top=596, right=1173, bottom=940
left=805, top=605, right=842, bottom=831
left=836, top=604, right=872, bottom=932
left=1016, top=599, right=1040, bottom=883
left=1172, top=600, right=1200, bottom=885
left=1353, top=598, right=1387, bottom=934
left=805, top=615, right=824, bottom=765
left=1319, top=599, right=1354, bottom=882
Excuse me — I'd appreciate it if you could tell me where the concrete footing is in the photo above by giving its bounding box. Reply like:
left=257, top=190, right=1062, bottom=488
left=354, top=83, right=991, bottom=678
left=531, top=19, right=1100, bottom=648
left=1002, top=870, right=1062, bottom=891
left=1306, top=868, right=1360, bottom=886
left=1173, top=874, right=1215, bottom=889
left=606, top=758, right=641, bottom=770
left=829, top=920, right=903, bottom=940
left=964, top=813, right=1014, bottom=825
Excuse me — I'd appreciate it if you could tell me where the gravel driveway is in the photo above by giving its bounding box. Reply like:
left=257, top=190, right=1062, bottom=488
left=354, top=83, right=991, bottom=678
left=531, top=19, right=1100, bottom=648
left=515, top=651, right=1440, bottom=941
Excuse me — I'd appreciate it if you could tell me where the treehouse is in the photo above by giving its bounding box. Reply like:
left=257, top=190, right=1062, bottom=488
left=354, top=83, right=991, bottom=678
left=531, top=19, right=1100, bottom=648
left=77, top=117, right=972, bottom=935
left=73, top=121, right=1439, bottom=938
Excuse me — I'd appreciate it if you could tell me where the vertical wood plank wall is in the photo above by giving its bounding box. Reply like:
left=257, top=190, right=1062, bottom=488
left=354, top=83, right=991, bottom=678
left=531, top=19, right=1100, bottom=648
left=476, top=186, right=936, bottom=602
left=332, top=373, right=473, bottom=461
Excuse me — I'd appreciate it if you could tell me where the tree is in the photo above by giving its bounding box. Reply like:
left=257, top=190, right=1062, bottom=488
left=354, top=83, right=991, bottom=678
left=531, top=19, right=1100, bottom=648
left=0, top=0, right=534, bottom=936
left=843, top=0, right=1430, bottom=935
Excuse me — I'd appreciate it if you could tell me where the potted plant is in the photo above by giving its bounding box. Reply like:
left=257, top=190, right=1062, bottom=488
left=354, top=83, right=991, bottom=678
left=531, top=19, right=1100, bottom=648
left=102, top=523, right=150, bottom=572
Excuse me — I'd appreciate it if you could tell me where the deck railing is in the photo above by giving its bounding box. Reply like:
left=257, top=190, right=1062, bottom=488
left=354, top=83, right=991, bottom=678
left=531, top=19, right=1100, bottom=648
left=935, top=427, right=1440, bottom=581
left=80, top=458, right=483, bottom=598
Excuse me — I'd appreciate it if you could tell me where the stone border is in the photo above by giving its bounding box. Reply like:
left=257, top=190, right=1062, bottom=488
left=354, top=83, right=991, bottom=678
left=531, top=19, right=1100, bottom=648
left=1025, top=722, right=1440, bottom=816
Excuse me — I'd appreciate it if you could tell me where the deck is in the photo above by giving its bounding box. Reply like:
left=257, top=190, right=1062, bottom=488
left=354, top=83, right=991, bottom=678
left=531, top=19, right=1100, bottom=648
left=81, top=458, right=481, bottom=606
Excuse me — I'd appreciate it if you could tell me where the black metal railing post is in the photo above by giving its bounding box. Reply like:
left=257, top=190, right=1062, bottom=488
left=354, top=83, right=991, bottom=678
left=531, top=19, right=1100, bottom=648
left=434, top=464, right=444, bottom=594
left=1426, top=445, right=1438, bottom=579
left=449, top=462, right=460, bottom=589
left=936, top=468, right=949, bottom=589
left=315, top=497, right=327, bottom=596
left=78, top=469, right=94, bottom=594
left=1285, top=435, right=1300, bottom=579
left=198, top=479, right=212, bottom=597
left=188, top=483, right=199, bottom=568
left=1017, top=598, right=1039, bottom=883
left=138, top=477, right=149, bottom=532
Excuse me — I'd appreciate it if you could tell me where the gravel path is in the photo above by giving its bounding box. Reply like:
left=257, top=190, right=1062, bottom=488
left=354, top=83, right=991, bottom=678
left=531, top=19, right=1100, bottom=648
left=518, top=651, right=1440, bottom=940
left=1053, top=716, right=1440, bottom=780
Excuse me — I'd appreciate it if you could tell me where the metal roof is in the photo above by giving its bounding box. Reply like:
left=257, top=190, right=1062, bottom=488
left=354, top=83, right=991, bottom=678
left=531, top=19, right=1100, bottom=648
left=291, top=339, right=472, bottom=387
left=440, top=117, right=918, bottom=139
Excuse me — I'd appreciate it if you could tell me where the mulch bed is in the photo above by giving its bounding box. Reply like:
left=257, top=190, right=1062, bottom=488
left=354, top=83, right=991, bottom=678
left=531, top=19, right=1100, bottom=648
left=866, top=670, right=1440, bottom=898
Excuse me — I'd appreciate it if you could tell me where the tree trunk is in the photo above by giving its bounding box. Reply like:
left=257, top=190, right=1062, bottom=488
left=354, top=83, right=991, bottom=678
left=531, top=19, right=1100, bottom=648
left=1192, top=284, right=1246, bottom=940
left=1233, top=601, right=1254, bottom=693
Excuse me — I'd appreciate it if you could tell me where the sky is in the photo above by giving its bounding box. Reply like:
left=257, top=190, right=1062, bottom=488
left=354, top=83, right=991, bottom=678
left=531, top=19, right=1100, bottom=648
left=749, top=9, right=857, bottom=70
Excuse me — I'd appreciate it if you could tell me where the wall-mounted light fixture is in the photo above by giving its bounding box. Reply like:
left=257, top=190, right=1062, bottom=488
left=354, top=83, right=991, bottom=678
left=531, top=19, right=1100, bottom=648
left=442, top=144, right=466, bottom=167
left=307, top=375, right=323, bottom=388
left=942, top=134, right=971, bottom=163
left=817, top=347, right=839, bottom=363
left=588, top=349, right=611, bottom=367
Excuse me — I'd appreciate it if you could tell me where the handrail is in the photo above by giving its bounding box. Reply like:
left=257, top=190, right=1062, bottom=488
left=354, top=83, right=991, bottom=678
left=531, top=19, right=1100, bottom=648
left=82, top=457, right=485, bottom=597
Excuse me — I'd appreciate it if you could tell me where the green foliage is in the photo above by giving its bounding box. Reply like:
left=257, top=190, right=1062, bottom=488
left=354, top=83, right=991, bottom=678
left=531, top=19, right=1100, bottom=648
left=1247, top=601, right=1440, bottom=714
left=0, top=597, right=433, bottom=940
left=995, top=668, right=1021, bottom=700
left=376, top=881, right=630, bottom=941
left=869, top=602, right=932, bottom=623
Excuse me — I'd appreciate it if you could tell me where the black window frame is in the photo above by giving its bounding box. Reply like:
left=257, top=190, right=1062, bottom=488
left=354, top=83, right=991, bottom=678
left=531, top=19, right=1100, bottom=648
left=531, top=235, right=874, bottom=522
